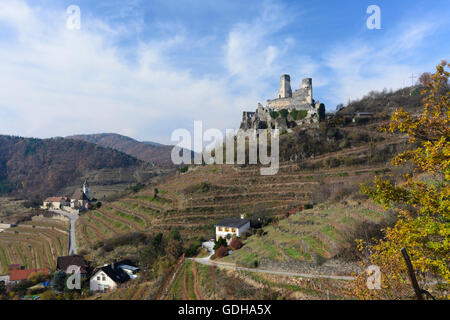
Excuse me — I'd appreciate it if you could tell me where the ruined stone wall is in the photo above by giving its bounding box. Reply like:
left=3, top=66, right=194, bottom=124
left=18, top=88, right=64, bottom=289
left=239, top=75, right=319, bottom=133
left=267, top=77, right=313, bottom=110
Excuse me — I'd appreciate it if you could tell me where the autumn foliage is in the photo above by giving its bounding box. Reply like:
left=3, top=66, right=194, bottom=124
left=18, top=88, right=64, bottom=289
left=229, top=238, right=243, bottom=250
left=215, top=246, right=228, bottom=258
left=354, top=61, right=450, bottom=299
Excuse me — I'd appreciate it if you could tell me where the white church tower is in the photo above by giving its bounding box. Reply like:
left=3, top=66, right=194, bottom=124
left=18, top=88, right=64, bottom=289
left=83, top=180, right=90, bottom=200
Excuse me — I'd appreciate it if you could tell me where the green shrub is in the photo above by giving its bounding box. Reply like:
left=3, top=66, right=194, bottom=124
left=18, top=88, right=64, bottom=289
left=177, top=165, right=189, bottom=173
left=184, top=243, right=199, bottom=257
left=299, top=110, right=308, bottom=119
left=169, top=229, right=181, bottom=241
left=270, top=111, right=279, bottom=119
left=289, top=109, right=298, bottom=119
left=214, top=237, right=227, bottom=250
left=318, top=103, right=326, bottom=121
left=290, top=109, right=308, bottom=120
left=279, top=109, right=289, bottom=118
left=52, top=271, right=66, bottom=292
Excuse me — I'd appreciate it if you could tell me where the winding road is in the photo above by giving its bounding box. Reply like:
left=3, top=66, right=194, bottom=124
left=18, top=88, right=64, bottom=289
left=53, top=209, right=79, bottom=255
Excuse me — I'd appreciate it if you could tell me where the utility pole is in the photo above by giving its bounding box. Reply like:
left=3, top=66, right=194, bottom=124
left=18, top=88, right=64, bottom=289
left=409, top=73, right=417, bottom=86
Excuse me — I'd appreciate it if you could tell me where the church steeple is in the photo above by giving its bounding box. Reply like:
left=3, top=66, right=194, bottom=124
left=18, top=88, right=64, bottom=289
left=83, top=180, right=90, bottom=200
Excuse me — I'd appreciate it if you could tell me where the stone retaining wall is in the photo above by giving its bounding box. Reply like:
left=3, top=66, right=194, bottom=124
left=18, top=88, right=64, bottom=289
left=259, top=258, right=362, bottom=276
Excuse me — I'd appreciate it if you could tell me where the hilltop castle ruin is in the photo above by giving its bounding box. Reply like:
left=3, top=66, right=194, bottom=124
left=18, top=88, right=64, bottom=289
left=239, top=75, right=323, bottom=133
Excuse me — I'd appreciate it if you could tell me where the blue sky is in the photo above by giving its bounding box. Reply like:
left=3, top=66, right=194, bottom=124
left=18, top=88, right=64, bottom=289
left=0, top=0, right=449, bottom=144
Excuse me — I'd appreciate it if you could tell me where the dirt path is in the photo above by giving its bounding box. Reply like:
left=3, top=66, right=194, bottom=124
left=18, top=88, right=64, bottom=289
left=182, top=269, right=190, bottom=300
left=156, top=254, right=185, bottom=300
left=191, top=261, right=204, bottom=300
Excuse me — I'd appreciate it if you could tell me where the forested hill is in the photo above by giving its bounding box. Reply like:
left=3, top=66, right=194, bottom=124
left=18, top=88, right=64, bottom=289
left=0, top=135, right=155, bottom=201
left=67, top=133, right=174, bottom=167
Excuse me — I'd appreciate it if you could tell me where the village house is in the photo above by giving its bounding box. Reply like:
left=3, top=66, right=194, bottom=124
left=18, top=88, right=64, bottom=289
left=42, top=180, right=91, bottom=213
left=0, top=264, right=23, bottom=285
left=42, top=197, right=69, bottom=209
left=56, top=255, right=90, bottom=276
left=215, top=215, right=251, bottom=242
left=116, top=260, right=140, bottom=280
left=89, top=260, right=139, bottom=293
left=8, top=268, right=49, bottom=285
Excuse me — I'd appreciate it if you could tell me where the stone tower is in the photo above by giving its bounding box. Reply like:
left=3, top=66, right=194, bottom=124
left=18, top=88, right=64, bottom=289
left=277, top=74, right=292, bottom=99
left=83, top=180, right=90, bottom=200
left=301, top=78, right=313, bottom=104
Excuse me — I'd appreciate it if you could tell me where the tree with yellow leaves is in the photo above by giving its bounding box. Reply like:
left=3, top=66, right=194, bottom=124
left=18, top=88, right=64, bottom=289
left=353, top=61, right=449, bottom=299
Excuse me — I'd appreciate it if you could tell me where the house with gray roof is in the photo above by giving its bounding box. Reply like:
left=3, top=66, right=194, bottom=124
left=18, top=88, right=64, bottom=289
left=215, top=215, right=250, bottom=242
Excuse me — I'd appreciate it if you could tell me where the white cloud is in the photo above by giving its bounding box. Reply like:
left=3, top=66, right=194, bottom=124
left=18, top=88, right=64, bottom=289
left=0, top=0, right=313, bottom=144
left=0, top=0, right=447, bottom=143
left=323, top=20, right=443, bottom=105
left=0, top=0, right=251, bottom=143
left=223, top=1, right=294, bottom=94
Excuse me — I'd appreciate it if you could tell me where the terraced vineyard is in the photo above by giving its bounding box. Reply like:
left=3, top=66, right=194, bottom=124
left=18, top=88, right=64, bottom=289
left=0, top=216, right=69, bottom=273
left=76, top=153, right=392, bottom=250
left=221, top=202, right=387, bottom=271
left=165, top=260, right=353, bottom=300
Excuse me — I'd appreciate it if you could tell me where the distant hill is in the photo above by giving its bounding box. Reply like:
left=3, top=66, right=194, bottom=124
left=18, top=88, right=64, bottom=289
left=0, top=135, right=157, bottom=201
left=67, top=133, right=175, bottom=167
left=142, top=141, right=166, bottom=147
